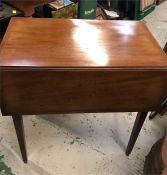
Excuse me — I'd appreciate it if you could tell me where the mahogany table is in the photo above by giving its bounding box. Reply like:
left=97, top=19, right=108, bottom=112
left=0, top=18, right=167, bottom=163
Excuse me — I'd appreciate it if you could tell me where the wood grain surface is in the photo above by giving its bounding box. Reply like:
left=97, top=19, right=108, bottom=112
left=0, top=18, right=167, bottom=115
left=1, top=18, right=167, bottom=163
left=1, top=70, right=166, bottom=115
left=0, top=18, right=167, bottom=70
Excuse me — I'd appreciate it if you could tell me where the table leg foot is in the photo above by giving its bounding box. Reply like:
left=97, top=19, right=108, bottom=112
left=149, top=111, right=158, bottom=120
left=12, top=115, right=28, bottom=163
left=126, top=112, right=148, bottom=156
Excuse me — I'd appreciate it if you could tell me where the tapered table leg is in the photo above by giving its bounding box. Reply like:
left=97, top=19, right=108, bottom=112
left=149, top=97, right=167, bottom=120
left=12, top=115, right=27, bottom=163
left=126, top=112, right=148, bottom=156
left=149, top=111, right=159, bottom=120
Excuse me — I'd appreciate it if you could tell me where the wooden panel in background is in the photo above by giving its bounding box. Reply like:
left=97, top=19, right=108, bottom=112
left=4, top=0, right=52, bottom=16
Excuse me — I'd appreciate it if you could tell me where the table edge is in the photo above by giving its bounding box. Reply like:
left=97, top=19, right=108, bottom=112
left=1, top=66, right=167, bottom=71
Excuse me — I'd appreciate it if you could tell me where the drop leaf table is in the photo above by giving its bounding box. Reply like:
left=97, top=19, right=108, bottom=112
left=0, top=18, right=167, bottom=163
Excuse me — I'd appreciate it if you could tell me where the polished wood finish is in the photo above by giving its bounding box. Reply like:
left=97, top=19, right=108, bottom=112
left=149, top=42, right=167, bottom=120
left=0, top=18, right=167, bottom=163
left=126, top=112, right=148, bottom=155
left=1, top=70, right=166, bottom=115
left=12, top=115, right=27, bottom=163
left=0, top=18, right=167, bottom=69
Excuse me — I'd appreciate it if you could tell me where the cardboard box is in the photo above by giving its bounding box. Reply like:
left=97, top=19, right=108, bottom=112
left=51, top=3, right=77, bottom=18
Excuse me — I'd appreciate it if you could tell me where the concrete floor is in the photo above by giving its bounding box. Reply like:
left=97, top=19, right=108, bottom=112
left=0, top=2, right=167, bottom=175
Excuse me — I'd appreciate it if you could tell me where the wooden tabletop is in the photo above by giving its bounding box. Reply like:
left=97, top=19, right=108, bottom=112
left=0, top=18, right=167, bottom=70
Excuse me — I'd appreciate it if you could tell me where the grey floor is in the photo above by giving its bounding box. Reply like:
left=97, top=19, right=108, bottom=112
left=0, top=2, right=167, bottom=175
